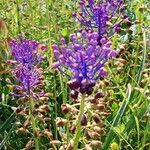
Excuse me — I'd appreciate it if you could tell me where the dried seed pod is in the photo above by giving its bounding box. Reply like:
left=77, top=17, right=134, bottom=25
left=17, top=127, right=28, bottom=134
left=56, top=118, right=68, bottom=127
left=37, top=113, right=45, bottom=123
left=44, top=92, right=53, bottom=97
left=84, top=144, right=92, bottom=150
left=59, top=145, right=67, bottom=150
left=100, top=111, right=111, bottom=116
left=61, top=104, right=71, bottom=114
left=17, top=96, right=29, bottom=104
left=70, top=107, right=78, bottom=115
left=39, top=97, right=49, bottom=103
left=96, top=103, right=105, bottom=111
left=93, top=126, right=103, bottom=134
left=24, top=118, right=30, bottom=128
left=67, top=140, right=74, bottom=150
left=92, top=114, right=101, bottom=124
left=50, top=140, right=61, bottom=146
left=90, top=140, right=102, bottom=148
left=44, top=129, right=53, bottom=139
left=97, top=128, right=105, bottom=136
left=16, top=107, right=23, bottom=114
left=38, top=105, right=49, bottom=113
left=89, top=132, right=99, bottom=139
left=119, top=44, right=127, bottom=53
left=90, top=97, right=97, bottom=103
left=23, top=140, right=34, bottom=150
left=44, top=117, right=51, bottom=123
left=70, top=125, right=76, bottom=134
left=103, top=79, right=110, bottom=86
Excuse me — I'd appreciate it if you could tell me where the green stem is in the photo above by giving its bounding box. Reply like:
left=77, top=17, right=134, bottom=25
left=16, top=0, right=21, bottom=34
left=29, top=98, right=39, bottom=150
left=73, top=94, right=85, bottom=150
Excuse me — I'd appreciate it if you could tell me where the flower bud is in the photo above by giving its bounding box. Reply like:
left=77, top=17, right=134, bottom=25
left=94, top=92, right=104, bottom=99
left=81, top=114, right=87, bottom=126
left=70, top=90, right=78, bottom=99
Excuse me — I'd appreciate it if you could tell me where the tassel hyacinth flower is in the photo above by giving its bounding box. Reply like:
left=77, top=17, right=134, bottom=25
left=53, top=31, right=117, bottom=98
left=9, top=36, right=46, bottom=98
left=9, top=36, right=46, bottom=150
left=9, top=35, right=45, bottom=66
left=73, top=0, right=126, bottom=41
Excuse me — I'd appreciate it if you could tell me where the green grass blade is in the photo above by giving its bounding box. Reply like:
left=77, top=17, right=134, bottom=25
left=0, top=111, right=15, bottom=134
left=102, top=84, right=132, bottom=149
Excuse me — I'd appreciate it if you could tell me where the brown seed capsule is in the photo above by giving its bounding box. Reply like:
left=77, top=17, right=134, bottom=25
left=50, top=140, right=61, bottom=146
left=84, top=144, right=92, bottom=150
left=16, top=108, right=23, bottom=114
left=16, top=110, right=26, bottom=117
left=39, top=97, right=49, bottom=103
left=67, top=140, right=74, bottom=150
left=103, top=79, right=110, bottom=86
left=89, top=132, right=99, bottom=139
left=96, top=103, right=105, bottom=111
left=100, top=111, right=111, bottom=116
left=56, top=118, right=68, bottom=127
left=70, top=125, right=76, bottom=134
left=93, top=114, right=101, bottom=124
left=44, top=92, right=53, bottom=97
left=17, top=127, right=28, bottom=134
left=93, top=126, right=103, bottom=134
left=90, top=140, right=102, bottom=148
left=38, top=105, right=49, bottom=113
left=59, top=145, right=67, bottom=150
left=24, top=140, right=34, bottom=150
left=61, top=104, right=71, bottom=114
left=44, top=129, right=53, bottom=139
left=95, top=127, right=105, bottom=136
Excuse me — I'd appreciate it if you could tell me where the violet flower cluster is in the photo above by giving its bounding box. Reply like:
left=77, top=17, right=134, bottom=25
left=53, top=31, right=117, bottom=97
left=74, top=0, right=126, bottom=41
left=9, top=36, right=46, bottom=98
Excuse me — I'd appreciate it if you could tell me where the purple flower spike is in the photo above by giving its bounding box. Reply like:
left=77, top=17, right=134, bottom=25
left=9, top=36, right=45, bottom=66
left=53, top=31, right=117, bottom=95
left=12, top=65, right=43, bottom=97
left=9, top=35, right=46, bottom=99
left=74, top=0, right=125, bottom=41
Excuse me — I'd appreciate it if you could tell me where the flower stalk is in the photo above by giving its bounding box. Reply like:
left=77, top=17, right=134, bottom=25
left=73, top=94, right=85, bottom=149
left=29, top=97, right=39, bottom=150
